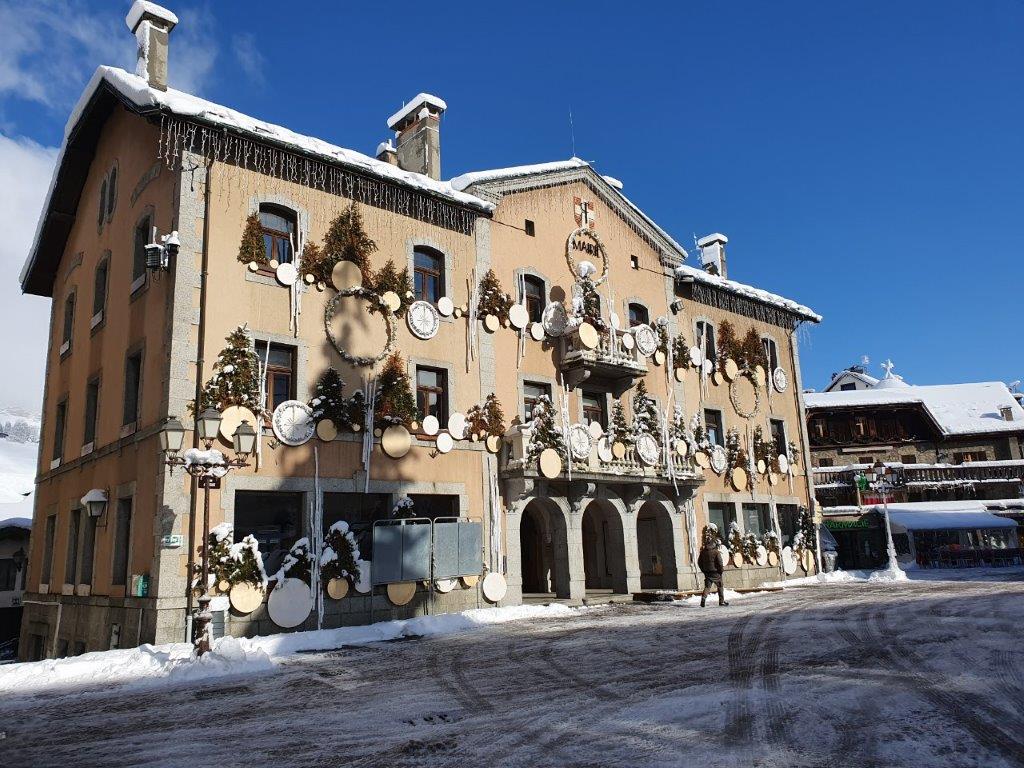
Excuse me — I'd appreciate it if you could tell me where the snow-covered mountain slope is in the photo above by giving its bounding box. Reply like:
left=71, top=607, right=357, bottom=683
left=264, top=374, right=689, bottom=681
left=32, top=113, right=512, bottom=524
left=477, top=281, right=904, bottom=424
left=0, top=436, right=37, bottom=524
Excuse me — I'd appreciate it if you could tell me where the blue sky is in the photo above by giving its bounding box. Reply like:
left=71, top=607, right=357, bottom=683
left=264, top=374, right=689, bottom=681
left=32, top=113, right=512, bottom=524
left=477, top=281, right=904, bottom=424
left=1, top=1, right=1021, bottom=409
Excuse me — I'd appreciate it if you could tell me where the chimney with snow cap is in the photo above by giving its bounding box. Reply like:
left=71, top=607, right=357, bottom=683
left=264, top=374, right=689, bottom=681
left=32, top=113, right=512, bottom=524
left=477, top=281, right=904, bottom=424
left=375, top=139, right=398, bottom=167
left=387, top=94, right=446, bottom=180
left=697, top=233, right=728, bottom=278
left=126, top=1, right=178, bottom=92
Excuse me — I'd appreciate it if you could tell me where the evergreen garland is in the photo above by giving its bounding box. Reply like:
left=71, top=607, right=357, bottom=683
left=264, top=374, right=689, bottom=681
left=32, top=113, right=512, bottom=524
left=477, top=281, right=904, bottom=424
left=526, top=395, right=566, bottom=462
left=237, top=212, right=266, bottom=266
left=476, top=269, right=514, bottom=320
left=671, top=334, right=689, bottom=364
left=374, top=352, right=418, bottom=428
left=323, top=202, right=377, bottom=283
left=369, top=259, right=414, bottom=317
left=631, top=380, right=660, bottom=438
left=610, top=400, right=633, bottom=446
left=740, top=327, right=769, bottom=371
left=320, top=520, right=361, bottom=583
left=275, top=538, right=314, bottom=586
left=192, top=326, right=262, bottom=416
left=717, top=320, right=739, bottom=365
left=482, top=393, right=506, bottom=437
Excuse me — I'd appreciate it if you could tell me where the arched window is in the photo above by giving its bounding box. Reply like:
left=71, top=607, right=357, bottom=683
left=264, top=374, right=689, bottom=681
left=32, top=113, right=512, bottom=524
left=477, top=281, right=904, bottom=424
left=106, top=166, right=117, bottom=219
left=414, top=246, right=445, bottom=302
left=695, top=319, right=716, bottom=364
left=523, top=274, right=545, bottom=323
left=628, top=302, right=649, bottom=327
left=98, top=178, right=107, bottom=227
left=92, top=257, right=108, bottom=321
left=259, top=204, right=296, bottom=265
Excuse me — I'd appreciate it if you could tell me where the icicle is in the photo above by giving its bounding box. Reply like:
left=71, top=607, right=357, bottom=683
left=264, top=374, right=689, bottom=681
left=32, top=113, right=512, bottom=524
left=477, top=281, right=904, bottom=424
left=363, top=378, right=376, bottom=493
left=313, top=446, right=324, bottom=630
left=256, top=340, right=271, bottom=472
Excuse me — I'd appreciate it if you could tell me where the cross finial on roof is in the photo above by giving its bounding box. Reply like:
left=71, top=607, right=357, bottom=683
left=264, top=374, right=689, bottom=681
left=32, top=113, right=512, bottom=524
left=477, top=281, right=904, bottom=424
left=881, top=359, right=896, bottom=378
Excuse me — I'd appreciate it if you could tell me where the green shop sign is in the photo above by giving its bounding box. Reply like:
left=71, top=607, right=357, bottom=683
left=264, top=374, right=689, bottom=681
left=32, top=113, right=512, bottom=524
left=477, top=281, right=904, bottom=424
left=824, top=519, right=873, bottom=530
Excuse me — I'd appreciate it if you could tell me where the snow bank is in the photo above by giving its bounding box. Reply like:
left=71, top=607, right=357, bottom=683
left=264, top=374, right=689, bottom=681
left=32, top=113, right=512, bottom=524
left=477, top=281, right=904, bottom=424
left=0, top=637, right=273, bottom=696
left=0, top=604, right=575, bottom=696
left=236, top=603, right=575, bottom=658
left=672, top=588, right=757, bottom=606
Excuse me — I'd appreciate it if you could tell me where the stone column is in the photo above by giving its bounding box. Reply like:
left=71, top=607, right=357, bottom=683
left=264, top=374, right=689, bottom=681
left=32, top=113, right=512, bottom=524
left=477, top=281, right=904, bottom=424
left=618, top=507, right=643, bottom=594
left=561, top=502, right=587, bottom=601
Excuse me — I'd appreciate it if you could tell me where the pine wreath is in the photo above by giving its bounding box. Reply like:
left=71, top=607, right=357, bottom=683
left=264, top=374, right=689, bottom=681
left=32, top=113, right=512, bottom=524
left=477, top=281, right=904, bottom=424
left=729, top=370, right=763, bottom=419
left=324, top=286, right=397, bottom=367
left=565, top=227, right=609, bottom=286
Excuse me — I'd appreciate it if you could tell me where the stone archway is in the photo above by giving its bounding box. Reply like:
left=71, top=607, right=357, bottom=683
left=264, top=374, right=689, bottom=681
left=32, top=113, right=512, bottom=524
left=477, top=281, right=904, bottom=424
left=636, top=501, right=678, bottom=589
left=515, top=498, right=572, bottom=598
left=581, top=500, right=628, bottom=593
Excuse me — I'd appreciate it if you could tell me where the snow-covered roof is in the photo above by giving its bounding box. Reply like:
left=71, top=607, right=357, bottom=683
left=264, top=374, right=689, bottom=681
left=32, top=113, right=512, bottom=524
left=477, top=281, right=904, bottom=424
left=697, top=233, right=728, bottom=246
left=823, top=369, right=879, bottom=392
left=0, top=517, right=31, bottom=532
left=601, top=175, right=623, bottom=190
left=125, top=1, right=178, bottom=31
left=387, top=93, right=447, bottom=130
left=804, top=382, right=1024, bottom=436
left=675, top=262, right=822, bottom=323
left=881, top=501, right=1017, bottom=531
left=450, top=158, right=591, bottom=191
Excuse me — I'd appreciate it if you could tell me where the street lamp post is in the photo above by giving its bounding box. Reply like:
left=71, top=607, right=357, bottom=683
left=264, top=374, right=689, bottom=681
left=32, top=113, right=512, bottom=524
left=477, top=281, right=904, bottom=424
left=867, top=460, right=899, bottom=571
left=160, top=409, right=256, bottom=655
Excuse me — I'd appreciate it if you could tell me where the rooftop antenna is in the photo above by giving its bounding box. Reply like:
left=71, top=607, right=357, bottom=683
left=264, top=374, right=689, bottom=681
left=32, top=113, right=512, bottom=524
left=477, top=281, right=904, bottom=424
left=569, top=109, right=576, bottom=158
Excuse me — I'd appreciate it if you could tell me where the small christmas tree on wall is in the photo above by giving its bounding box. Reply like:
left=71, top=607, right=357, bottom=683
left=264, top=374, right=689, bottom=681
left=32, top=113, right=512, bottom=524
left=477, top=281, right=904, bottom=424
left=610, top=399, right=633, bottom=446
left=631, top=380, right=660, bottom=438
left=323, top=202, right=377, bottom=282
left=320, top=520, right=361, bottom=583
left=309, top=368, right=347, bottom=424
left=717, top=320, right=739, bottom=365
left=369, top=260, right=413, bottom=317
left=578, top=276, right=606, bottom=330
left=740, top=328, right=769, bottom=371
left=374, top=352, right=418, bottom=428
left=476, top=269, right=514, bottom=320
left=299, top=240, right=325, bottom=283
left=237, top=212, right=266, bottom=266
left=192, top=326, right=262, bottom=415
left=671, top=334, right=688, bottom=365
left=526, top=394, right=566, bottom=462
left=482, top=393, right=506, bottom=437
left=656, top=324, right=670, bottom=356
left=344, top=390, right=367, bottom=430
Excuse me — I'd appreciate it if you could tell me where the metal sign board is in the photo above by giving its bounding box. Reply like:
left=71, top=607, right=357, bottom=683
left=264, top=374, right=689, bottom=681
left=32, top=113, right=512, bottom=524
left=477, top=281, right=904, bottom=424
left=433, top=520, right=483, bottom=579
left=371, top=520, right=431, bottom=585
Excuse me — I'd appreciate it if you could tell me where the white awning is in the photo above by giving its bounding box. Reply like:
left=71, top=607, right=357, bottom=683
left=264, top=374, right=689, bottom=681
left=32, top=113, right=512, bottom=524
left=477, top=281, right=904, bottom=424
left=887, top=509, right=1017, bottom=532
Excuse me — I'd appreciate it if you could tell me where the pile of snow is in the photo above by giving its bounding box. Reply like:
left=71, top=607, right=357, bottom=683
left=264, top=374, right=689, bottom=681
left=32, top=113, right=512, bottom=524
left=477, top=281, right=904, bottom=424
left=673, top=588, right=758, bottom=606
left=0, top=603, right=575, bottom=696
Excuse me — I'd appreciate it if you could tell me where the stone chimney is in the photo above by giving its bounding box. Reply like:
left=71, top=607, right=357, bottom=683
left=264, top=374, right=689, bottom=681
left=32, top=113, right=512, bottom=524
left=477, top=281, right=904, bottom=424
left=375, top=139, right=398, bottom=167
left=126, top=1, right=178, bottom=91
left=697, top=233, right=728, bottom=278
left=387, top=94, right=446, bottom=180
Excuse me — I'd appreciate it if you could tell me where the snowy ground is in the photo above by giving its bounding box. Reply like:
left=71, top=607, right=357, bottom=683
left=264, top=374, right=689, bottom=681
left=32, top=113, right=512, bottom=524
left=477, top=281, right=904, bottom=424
left=3, top=572, right=1024, bottom=767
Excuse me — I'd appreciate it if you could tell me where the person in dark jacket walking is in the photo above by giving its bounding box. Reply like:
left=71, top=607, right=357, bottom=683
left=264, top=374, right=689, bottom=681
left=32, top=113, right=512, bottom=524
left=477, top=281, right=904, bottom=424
left=698, top=535, right=729, bottom=607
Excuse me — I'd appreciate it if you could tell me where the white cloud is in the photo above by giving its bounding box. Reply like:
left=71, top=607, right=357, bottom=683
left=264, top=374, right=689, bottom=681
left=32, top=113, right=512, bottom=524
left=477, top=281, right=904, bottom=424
left=0, top=133, right=58, bottom=413
left=231, top=33, right=265, bottom=85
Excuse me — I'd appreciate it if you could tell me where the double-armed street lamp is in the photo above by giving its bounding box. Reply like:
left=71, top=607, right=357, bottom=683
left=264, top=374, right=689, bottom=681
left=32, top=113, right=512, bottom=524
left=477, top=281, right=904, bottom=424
left=160, top=408, right=256, bottom=655
left=865, top=460, right=900, bottom=571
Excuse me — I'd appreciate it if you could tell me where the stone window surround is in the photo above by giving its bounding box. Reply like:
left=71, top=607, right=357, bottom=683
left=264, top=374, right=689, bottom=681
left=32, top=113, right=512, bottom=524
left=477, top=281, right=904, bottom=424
left=761, top=332, right=780, bottom=371
left=517, top=372, right=559, bottom=427
left=407, top=237, right=454, bottom=321
left=513, top=267, right=552, bottom=305
left=244, top=195, right=310, bottom=289
left=110, top=480, right=137, bottom=595
left=622, top=296, right=651, bottom=327
left=701, top=492, right=802, bottom=538
left=250, top=331, right=309, bottom=405
left=130, top=206, right=156, bottom=297
left=407, top=355, right=459, bottom=426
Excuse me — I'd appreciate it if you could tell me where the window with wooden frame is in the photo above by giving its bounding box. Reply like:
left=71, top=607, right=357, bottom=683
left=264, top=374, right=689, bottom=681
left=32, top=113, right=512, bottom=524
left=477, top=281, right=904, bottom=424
left=523, top=275, right=546, bottom=323
left=60, top=292, right=75, bottom=355
left=132, top=216, right=150, bottom=282
left=83, top=376, right=100, bottom=447
left=628, top=302, right=649, bottom=327
left=259, top=204, right=296, bottom=266
left=522, top=381, right=552, bottom=423
left=696, top=319, right=716, bottom=364
left=762, top=336, right=779, bottom=371
left=51, top=397, right=68, bottom=463
left=703, top=408, right=723, bottom=447
left=415, top=366, right=449, bottom=424
left=581, top=391, right=607, bottom=430
left=769, top=419, right=786, bottom=450
left=123, top=350, right=142, bottom=426
left=92, top=257, right=108, bottom=324
left=953, top=450, right=988, bottom=464
left=816, top=457, right=834, bottom=467
left=811, top=419, right=827, bottom=440
left=111, top=498, right=132, bottom=587
left=264, top=344, right=295, bottom=412
left=65, top=508, right=81, bottom=586
left=413, top=247, right=445, bottom=302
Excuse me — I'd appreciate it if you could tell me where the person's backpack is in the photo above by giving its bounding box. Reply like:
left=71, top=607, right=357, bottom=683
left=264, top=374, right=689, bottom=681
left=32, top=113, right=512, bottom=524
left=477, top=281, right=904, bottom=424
left=697, top=547, right=717, bottom=574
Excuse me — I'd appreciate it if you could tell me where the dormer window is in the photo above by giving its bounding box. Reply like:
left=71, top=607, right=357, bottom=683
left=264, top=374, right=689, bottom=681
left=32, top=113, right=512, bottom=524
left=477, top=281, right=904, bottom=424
left=259, top=205, right=296, bottom=265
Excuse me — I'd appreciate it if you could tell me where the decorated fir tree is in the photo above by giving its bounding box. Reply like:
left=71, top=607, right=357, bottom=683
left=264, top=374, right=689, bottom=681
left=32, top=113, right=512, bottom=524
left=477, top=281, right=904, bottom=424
left=742, top=533, right=759, bottom=563
left=725, top=427, right=747, bottom=472
left=670, top=404, right=688, bottom=442
left=230, top=535, right=268, bottom=588
left=276, top=538, right=314, bottom=586
left=671, top=334, right=688, bottom=365
left=369, top=259, right=413, bottom=317
left=610, top=400, right=633, bottom=446
left=656, top=324, right=670, bottom=356
left=299, top=240, right=326, bottom=283
left=374, top=353, right=418, bottom=428
left=797, top=507, right=817, bottom=553
left=237, top=212, right=266, bottom=266
left=740, top=327, right=769, bottom=371
left=344, top=390, right=367, bottom=429
left=392, top=496, right=416, bottom=519
left=752, top=426, right=772, bottom=467
left=526, top=394, right=566, bottom=462
left=631, top=380, right=660, bottom=438
left=309, top=368, right=347, bottom=424
left=691, top=412, right=708, bottom=447
left=717, top=320, right=739, bottom=364
left=482, top=393, right=506, bottom=437
left=762, top=529, right=781, bottom=555
left=577, top=276, right=606, bottom=330
left=323, top=202, right=377, bottom=281
left=728, top=521, right=744, bottom=554
left=320, top=520, right=361, bottom=583
left=200, top=526, right=234, bottom=589
left=192, top=326, right=262, bottom=415
left=465, top=402, right=487, bottom=438
left=476, top=269, right=514, bottom=319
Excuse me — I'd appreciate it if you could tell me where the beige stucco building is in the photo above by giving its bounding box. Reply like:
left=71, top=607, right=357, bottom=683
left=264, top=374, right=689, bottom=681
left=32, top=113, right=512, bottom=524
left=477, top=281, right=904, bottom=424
left=17, top=4, right=821, bottom=660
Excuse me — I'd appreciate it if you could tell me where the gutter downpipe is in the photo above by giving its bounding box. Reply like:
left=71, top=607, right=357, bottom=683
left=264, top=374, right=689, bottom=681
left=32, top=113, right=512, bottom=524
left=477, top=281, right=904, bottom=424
left=790, top=318, right=823, bottom=574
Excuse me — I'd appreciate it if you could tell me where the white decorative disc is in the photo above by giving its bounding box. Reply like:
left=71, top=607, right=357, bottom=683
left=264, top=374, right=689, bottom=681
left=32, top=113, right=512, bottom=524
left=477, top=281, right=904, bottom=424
left=434, top=577, right=458, bottom=593
left=781, top=546, right=798, bottom=576
left=539, top=447, right=562, bottom=478
left=731, top=552, right=744, bottom=568
left=777, top=453, right=791, bottom=475
left=229, top=581, right=264, bottom=614
left=773, top=367, right=789, bottom=393
left=620, top=332, right=635, bottom=351
left=272, top=400, right=315, bottom=446
left=568, top=423, right=594, bottom=460
left=688, top=346, right=704, bottom=367
left=802, top=549, right=814, bottom=572
left=421, top=414, right=440, bottom=436
left=710, top=445, right=728, bottom=474
left=588, top=420, right=604, bottom=439
left=483, top=314, right=500, bottom=333
left=316, top=419, right=338, bottom=442
left=275, top=261, right=298, bottom=286
left=482, top=572, right=508, bottom=603
left=675, top=439, right=689, bottom=458
left=381, top=425, right=412, bottom=459
left=755, top=545, right=768, bottom=567
left=609, top=312, right=621, bottom=330
left=435, top=432, right=454, bottom=454
left=508, top=304, right=530, bottom=330
left=447, top=412, right=467, bottom=440
left=530, top=322, right=545, bottom=341
left=541, top=302, right=569, bottom=337
left=407, top=300, right=440, bottom=340
left=633, top=324, right=658, bottom=357
left=387, top=582, right=417, bottom=606
left=597, top=437, right=614, bottom=463
left=331, top=260, right=362, bottom=290
left=724, top=358, right=739, bottom=381
left=267, top=578, right=313, bottom=628
left=219, top=405, right=257, bottom=443
left=702, top=359, right=714, bottom=376
left=635, top=433, right=660, bottom=466
left=577, top=322, right=599, bottom=350
left=381, top=291, right=402, bottom=313
left=437, top=296, right=454, bottom=317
